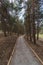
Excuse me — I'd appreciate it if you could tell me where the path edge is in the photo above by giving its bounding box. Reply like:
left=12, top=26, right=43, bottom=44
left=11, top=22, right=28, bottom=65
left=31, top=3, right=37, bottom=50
left=7, top=43, right=16, bottom=65
left=24, top=38, right=43, bottom=65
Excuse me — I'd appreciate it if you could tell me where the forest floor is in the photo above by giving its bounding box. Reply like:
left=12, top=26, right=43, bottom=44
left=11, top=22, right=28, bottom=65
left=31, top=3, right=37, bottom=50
left=25, top=36, right=43, bottom=62
left=0, top=33, right=18, bottom=65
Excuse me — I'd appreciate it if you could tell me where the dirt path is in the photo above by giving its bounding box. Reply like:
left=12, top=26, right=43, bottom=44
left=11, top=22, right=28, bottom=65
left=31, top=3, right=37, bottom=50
left=9, top=36, right=42, bottom=65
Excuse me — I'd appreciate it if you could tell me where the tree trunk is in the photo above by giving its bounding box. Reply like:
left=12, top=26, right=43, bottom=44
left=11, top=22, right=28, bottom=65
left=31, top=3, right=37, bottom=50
left=32, top=21, right=36, bottom=44
left=37, top=21, right=39, bottom=40
left=4, top=31, right=7, bottom=37
left=1, top=17, right=7, bottom=37
left=29, top=21, right=32, bottom=41
left=32, top=0, right=36, bottom=44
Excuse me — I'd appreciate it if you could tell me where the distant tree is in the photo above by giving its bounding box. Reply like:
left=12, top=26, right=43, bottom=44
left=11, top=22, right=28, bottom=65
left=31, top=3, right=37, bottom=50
left=24, top=0, right=43, bottom=44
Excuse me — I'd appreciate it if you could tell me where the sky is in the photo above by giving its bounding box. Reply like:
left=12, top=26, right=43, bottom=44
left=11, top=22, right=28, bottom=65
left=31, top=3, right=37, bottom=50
left=9, top=0, right=43, bottom=21
left=9, top=0, right=27, bottom=3
left=40, top=5, right=43, bottom=12
left=9, top=0, right=27, bottom=21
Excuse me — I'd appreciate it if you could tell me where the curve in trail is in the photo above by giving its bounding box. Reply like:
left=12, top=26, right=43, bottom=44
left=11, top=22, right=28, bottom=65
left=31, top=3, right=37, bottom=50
left=9, top=36, right=42, bottom=65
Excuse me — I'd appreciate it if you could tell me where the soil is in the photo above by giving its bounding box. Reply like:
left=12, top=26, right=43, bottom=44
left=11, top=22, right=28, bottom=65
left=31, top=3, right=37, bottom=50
left=29, top=41, right=43, bottom=61
left=0, top=35, right=17, bottom=65
left=24, top=36, right=43, bottom=61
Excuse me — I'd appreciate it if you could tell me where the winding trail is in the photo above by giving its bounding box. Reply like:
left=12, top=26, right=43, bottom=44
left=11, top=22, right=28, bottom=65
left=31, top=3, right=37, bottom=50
left=9, top=36, right=42, bottom=65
